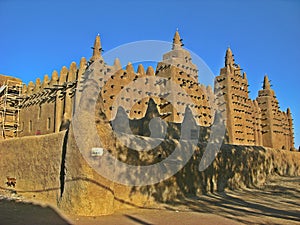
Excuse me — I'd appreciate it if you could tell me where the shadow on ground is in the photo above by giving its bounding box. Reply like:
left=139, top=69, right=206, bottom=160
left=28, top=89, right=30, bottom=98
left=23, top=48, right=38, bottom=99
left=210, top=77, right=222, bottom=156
left=165, top=176, right=300, bottom=225
left=1, top=176, right=299, bottom=225
left=0, top=199, right=71, bottom=225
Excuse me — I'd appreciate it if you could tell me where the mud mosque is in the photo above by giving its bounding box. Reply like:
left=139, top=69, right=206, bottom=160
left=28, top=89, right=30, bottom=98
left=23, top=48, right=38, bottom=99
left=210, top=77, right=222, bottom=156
left=0, top=31, right=295, bottom=151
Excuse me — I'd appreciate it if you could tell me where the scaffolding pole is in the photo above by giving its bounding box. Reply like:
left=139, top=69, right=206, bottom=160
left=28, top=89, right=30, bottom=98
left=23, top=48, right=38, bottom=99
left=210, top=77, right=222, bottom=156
left=0, top=79, right=22, bottom=139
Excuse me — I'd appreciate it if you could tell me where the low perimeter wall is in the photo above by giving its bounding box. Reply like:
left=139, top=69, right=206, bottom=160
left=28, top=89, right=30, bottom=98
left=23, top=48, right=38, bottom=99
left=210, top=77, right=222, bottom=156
left=0, top=129, right=299, bottom=216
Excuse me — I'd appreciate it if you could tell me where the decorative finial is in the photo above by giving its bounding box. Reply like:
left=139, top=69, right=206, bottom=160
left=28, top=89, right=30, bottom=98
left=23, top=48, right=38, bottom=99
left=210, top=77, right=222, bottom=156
left=172, top=30, right=183, bottom=50
left=113, top=58, right=122, bottom=71
left=126, top=62, right=134, bottom=74
left=146, top=66, right=155, bottom=76
left=225, top=47, right=234, bottom=67
left=263, top=75, right=271, bottom=90
left=137, top=64, right=145, bottom=75
left=90, top=34, right=102, bottom=62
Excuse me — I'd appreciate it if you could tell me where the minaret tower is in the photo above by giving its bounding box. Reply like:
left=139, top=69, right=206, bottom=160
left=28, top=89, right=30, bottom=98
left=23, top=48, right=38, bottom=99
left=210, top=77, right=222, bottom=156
left=225, top=47, right=235, bottom=67
left=257, top=76, right=295, bottom=150
left=153, top=30, right=212, bottom=126
left=161, top=30, right=198, bottom=81
left=256, top=75, right=274, bottom=147
left=215, top=47, right=257, bottom=145
left=287, top=108, right=295, bottom=150
left=90, top=34, right=102, bottom=62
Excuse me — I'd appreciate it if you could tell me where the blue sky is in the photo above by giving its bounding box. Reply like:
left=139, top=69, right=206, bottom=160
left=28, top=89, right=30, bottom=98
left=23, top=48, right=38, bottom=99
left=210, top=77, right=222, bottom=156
left=1, top=0, right=299, bottom=148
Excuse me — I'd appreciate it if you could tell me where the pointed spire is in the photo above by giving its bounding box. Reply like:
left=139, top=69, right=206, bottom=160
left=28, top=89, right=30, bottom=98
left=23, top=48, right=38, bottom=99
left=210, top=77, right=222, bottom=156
left=79, top=57, right=87, bottom=69
left=90, top=34, right=102, bottom=62
left=33, top=78, right=41, bottom=93
left=146, top=66, right=155, bottom=76
left=50, top=70, right=59, bottom=86
left=113, top=58, right=122, bottom=71
left=172, top=30, right=183, bottom=50
left=263, top=75, right=271, bottom=90
left=137, top=64, right=145, bottom=75
left=59, top=66, right=68, bottom=84
left=126, top=62, right=134, bottom=74
left=243, top=72, right=247, bottom=80
left=77, top=57, right=87, bottom=82
left=41, top=74, right=50, bottom=89
left=68, top=62, right=77, bottom=82
left=225, top=47, right=235, bottom=67
left=43, top=74, right=49, bottom=84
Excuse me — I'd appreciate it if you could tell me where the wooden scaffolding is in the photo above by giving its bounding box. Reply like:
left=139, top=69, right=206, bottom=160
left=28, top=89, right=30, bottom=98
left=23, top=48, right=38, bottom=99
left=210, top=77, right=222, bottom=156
left=0, top=79, right=22, bottom=139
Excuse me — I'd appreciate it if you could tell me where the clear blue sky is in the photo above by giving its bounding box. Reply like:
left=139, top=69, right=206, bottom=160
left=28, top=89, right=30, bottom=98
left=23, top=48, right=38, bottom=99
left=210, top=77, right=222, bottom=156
left=1, top=0, right=299, bottom=148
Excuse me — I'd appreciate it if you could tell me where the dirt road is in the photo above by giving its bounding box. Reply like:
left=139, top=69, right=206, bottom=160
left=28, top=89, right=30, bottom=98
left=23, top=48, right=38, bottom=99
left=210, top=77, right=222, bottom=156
left=1, top=175, right=299, bottom=225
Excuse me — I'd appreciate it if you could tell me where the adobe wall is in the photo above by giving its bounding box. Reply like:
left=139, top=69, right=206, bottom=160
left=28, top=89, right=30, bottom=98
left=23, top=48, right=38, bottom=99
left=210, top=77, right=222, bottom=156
left=155, top=62, right=213, bottom=125
left=0, top=127, right=157, bottom=216
left=0, top=131, right=66, bottom=206
left=0, top=126, right=299, bottom=216
left=19, top=58, right=86, bottom=137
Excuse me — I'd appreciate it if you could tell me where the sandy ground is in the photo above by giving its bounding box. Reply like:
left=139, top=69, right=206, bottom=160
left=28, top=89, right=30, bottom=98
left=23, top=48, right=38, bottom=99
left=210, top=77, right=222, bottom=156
left=1, top=175, right=299, bottom=225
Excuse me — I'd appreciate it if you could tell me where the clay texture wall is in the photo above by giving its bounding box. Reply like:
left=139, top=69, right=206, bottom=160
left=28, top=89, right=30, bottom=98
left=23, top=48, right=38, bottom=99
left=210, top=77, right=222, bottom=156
left=16, top=32, right=214, bottom=140
left=0, top=127, right=299, bottom=216
left=19, top=59, right=86, bottom=137
left=215, top=48, right=294, bottom=150
left=0, top=132, right=66, bottom=206
left=215, top=48, right=262, bottom=146
left=98, top=31, right=213, bottom=125
left=256, top=76, right=294, bottom=150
